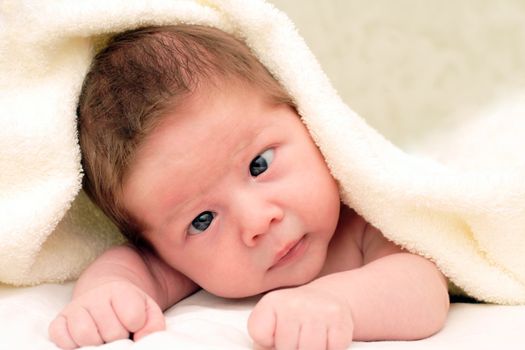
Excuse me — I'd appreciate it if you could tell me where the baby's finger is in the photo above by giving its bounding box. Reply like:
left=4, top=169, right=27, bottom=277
left=67, top=307, right=104, bottom=347
left=48, top=315, right=78, bottom=350
left=298, top=322, right=327, bottom=350
left=247, top=302, right=277, bottom=348
left=89, top=300, right=129, bottom=343
left=111, top=289, right=149, bottom=333
left=327, top=324, right=353, bottom=350
left=273, top=316, right=300, bottom=350
left=133, top=296, right=166, bottom=341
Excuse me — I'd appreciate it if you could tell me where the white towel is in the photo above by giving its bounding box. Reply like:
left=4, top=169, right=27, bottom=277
left=1, top=0, right=524, bottom=304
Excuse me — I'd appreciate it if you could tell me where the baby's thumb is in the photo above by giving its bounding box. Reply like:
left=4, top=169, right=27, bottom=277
left=247, top=302, right=276, bottom=349
left=133, top=297, right=166, bottom=341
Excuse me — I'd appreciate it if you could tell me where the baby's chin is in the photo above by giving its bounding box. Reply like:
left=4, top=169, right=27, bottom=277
left=204, top=286, right=263, bottom=299
left=206, top=284, right=296, bottom=300
left=205, top=272, right=320, bottom=299
left=199, top=249, right=327, bottom=298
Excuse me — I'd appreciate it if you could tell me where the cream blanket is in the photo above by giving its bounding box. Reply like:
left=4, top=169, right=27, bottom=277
left=1, top=0, right=524, bottom=304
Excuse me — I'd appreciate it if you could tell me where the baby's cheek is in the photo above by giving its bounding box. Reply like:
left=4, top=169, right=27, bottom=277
left=202, top=275, right=262, bottom=298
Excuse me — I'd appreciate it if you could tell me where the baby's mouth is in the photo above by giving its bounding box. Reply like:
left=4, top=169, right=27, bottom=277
left=269, top=234, right=308, bottom=270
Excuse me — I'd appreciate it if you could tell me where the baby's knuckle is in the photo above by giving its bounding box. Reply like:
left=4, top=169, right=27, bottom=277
left=324, top=301, right=342, bottom=315
left=286, top=297, right=305, bottom=310
left=102, top=328, right=129, bottom=343
left=70, top=323, right=100, bottom=346
left=73, top=324, right=92, bottom=340
left=121, top=310, right=146, bottom=332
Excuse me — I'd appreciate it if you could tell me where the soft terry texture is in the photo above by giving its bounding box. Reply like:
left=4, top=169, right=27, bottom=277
left=1, top=0, right=524, bottom=304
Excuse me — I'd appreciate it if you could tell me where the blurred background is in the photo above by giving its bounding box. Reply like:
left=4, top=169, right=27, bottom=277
left=268, top=0, right=525, bottom=149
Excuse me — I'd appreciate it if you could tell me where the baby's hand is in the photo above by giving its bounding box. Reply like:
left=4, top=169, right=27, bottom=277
left=248, top=285, right=354, bottom=350
left=49, top=281, right=165, bottom=349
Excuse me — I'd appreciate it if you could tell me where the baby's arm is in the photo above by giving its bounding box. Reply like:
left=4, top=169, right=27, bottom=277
left=49, top=244, right=199, bottom=349
left=249, top=225, right=449, bottom=349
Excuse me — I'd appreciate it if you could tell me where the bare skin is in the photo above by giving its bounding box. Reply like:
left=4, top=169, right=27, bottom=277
left=49, top=82, right=449, bottom=349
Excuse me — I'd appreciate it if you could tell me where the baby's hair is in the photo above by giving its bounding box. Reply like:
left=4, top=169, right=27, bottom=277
left=78, top=24, right=294, bottom=247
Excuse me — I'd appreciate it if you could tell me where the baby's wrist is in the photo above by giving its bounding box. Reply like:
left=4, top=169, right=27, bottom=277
left=72, top=278, right=138, bottom=299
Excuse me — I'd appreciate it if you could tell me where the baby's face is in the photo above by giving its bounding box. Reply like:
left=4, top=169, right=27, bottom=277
left=122, top=81, right=341, bottom=298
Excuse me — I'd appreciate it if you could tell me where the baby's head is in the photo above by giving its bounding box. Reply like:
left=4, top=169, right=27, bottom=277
left=78, top=25, right=341, bottom=297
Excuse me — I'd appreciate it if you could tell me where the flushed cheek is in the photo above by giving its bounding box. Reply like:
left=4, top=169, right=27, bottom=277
left=200, top=269, right=265, bottom=298
left=293, top=176, right=339, bottom=229
left=181, top=252, right=264, bottom=297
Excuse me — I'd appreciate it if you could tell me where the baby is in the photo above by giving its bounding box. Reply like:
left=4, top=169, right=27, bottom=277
left=49, top=25, right=449, bottom=350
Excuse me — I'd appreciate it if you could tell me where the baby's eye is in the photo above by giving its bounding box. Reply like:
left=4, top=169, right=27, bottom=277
left=249, top=149, right=274, bottom=177
left=188, top=211, right=215, bottom=235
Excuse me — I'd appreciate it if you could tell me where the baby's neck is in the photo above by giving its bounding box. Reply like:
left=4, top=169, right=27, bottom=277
left=317, top=205, right=367, bottom=277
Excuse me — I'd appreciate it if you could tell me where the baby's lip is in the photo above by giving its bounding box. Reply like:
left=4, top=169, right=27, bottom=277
left=269, top=235, right=306, bottom=269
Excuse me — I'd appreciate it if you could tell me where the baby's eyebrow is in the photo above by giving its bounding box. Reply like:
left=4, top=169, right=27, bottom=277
left=232, top=140, right=253, bottom=160
left=157, top=194, right=200, bottom=237
left=232, top=126, right=271, bottom=158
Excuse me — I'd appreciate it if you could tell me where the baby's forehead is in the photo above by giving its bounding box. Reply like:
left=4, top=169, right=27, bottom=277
left=159, top=81, right=277, bottom=128
left=129, top=86, right=267, bottom=168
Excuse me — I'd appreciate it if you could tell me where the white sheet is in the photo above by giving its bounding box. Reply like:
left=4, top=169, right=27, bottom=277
left=1, top=283, right=524, bottom=349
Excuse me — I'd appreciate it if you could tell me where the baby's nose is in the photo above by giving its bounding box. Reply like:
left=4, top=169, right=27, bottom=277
left=235, top=191, right=284, bottom=247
